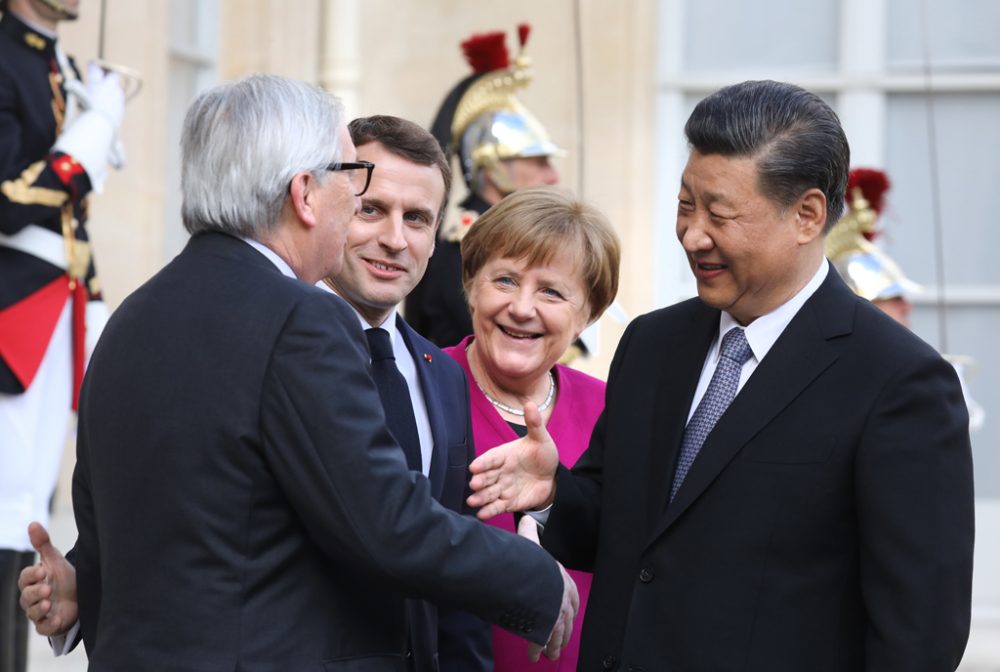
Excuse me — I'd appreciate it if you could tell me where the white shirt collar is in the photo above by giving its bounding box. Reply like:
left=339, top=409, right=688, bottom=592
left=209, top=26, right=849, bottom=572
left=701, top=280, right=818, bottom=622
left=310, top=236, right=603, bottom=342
left=240, top=237, right=297, bottom=279
left=314, top=280, right=399, bottom=336
left=714, top=258, right=829, bottom=365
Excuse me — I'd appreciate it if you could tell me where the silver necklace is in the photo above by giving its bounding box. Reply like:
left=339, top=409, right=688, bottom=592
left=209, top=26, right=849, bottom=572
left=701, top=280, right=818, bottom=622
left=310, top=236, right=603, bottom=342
left=476, top=370, right=556, bottom=417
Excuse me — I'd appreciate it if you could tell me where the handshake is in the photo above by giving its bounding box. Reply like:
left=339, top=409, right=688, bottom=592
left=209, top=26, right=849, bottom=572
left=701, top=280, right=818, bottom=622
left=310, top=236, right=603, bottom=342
left=20, top=404, right=574, bottom=662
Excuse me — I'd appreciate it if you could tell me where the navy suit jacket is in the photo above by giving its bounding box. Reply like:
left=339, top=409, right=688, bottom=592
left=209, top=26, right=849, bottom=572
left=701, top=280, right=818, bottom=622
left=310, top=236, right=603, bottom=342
left=544, top=267, right=974, bottom=671
left=395, top=316, right=491, bottom=672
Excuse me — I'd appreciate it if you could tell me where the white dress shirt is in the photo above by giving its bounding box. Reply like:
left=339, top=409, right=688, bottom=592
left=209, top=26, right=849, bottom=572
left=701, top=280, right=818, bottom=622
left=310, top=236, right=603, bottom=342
left=686, top=259, right=829, bottom=422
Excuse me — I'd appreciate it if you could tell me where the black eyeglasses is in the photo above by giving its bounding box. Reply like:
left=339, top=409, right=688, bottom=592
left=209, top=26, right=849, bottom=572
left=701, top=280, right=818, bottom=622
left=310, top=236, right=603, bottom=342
left=327, top=160, right=374, bottom=197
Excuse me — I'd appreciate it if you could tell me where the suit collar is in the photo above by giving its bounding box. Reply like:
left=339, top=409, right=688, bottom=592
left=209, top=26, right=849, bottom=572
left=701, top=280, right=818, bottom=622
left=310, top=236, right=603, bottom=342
left=650, top=271, right=857, bottom=542
left=184, top=232, right=288, bottom=277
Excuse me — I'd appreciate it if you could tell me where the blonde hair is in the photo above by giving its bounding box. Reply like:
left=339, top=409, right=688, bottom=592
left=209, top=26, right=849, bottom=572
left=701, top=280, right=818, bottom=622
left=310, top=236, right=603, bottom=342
left=461, top=187, right=620, bottom=322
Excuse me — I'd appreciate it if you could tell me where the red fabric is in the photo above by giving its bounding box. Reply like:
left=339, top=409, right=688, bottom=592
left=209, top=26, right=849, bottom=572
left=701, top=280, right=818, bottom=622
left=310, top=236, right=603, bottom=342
left=50, top=154, right=85, bottom=187
left=517, top=23, right=531, bottom=49
left=460, top=31, right=509, bottom=73
left=71, top=281, right=86, bottom=410
left=0, top=275, right=71, bottom=391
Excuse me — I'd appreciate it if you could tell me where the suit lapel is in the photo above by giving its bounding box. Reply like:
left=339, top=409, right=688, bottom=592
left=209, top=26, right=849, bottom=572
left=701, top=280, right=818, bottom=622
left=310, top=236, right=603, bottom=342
left=647, top=304, right=719, bottom=521
left=650, top=271, right=856, bottom=543
left=397, top=315, right=447, bottom=501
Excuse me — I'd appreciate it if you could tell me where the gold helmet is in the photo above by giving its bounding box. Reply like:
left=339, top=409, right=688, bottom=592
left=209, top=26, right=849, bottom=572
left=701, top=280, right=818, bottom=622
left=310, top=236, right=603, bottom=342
left=429, top=24, right=563, bottom=194
left=826, top=168, right=922, bottom=302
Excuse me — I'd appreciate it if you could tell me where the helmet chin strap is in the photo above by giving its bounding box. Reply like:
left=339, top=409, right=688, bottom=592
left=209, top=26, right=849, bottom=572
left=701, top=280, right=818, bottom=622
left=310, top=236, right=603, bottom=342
left=473, top=151, right=515, bottom=198
left=36, top=0, right=77, bottom=20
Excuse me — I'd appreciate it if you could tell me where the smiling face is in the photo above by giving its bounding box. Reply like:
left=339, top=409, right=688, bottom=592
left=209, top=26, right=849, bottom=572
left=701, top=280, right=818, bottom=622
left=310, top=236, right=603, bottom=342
left=676, top=150, right=824, bottom=325
left=467, top=252, right=590, bottom=392
left=326, top=141, right=444, bottom=326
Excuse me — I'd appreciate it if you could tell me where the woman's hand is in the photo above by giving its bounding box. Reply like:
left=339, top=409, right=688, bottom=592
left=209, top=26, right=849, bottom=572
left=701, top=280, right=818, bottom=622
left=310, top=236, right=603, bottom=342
left=467, top=403, right=559, bottom=519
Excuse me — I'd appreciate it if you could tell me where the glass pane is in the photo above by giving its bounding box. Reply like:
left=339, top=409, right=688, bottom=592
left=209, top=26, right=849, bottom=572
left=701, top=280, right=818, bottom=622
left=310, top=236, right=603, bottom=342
left=884, top=92, right=1000, bottom=285
left=168, top=0, right=198, bottom=47
left=683, top=0, right=839, bottom=74
left=911, top=306, right=998, bottom=497
left=887, top=0, right=1000, bottom=72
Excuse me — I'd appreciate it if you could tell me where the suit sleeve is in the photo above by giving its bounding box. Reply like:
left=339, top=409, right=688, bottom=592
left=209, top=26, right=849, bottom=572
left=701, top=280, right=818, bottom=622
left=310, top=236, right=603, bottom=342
left=543, top=316, right=639, bottom=571
left=70, top=381, right=101, bottom=655
left=856, top=351, right=974, bottom=671
left=259, top=292, right=562, bottom=645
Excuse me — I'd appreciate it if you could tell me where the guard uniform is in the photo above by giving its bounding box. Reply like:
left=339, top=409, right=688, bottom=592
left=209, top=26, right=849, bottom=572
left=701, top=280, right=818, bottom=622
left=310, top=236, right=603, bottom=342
left=0, top=11, right=111, bottom=671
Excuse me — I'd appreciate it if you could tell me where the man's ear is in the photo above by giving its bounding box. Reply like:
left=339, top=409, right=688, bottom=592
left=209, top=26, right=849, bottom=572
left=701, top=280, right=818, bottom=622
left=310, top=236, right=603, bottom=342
left=289, top=171, right=319, bottom=230
left=795, top=188, right=827, bottom=244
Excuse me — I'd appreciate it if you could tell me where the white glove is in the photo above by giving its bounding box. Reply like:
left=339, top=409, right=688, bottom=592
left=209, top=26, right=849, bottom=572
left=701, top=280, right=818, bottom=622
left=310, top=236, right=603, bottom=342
left=53, top=65, right=126, bottom=192
left=84, top=63, right=125, bottom=129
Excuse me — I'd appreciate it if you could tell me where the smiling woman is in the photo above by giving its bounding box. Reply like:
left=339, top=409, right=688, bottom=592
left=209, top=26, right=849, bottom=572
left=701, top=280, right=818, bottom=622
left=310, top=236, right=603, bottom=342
left=442, top=186, right=620, bottom=672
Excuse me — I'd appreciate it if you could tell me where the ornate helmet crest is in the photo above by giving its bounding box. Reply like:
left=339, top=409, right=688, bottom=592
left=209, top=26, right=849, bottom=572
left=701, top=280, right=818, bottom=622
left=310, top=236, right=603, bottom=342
left=429, top=24, right=563, bottom=194
left=825, top=168, right=923, bottom=302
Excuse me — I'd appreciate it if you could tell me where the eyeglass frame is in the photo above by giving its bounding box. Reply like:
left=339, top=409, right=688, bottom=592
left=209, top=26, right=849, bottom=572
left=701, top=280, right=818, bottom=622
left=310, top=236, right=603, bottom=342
left=326, top=160, right=374, bottom=197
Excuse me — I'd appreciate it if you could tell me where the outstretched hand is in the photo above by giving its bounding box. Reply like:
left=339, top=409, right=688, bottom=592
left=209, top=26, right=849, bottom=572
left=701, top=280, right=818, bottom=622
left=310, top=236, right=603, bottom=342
left=467, top=402, right=559, bottom=520
left=18, top=522, right=78, bottom=637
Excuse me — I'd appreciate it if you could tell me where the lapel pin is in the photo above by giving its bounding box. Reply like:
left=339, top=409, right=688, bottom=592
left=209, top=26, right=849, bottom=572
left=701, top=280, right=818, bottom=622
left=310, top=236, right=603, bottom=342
left=423, top=353, right=433, bottom=363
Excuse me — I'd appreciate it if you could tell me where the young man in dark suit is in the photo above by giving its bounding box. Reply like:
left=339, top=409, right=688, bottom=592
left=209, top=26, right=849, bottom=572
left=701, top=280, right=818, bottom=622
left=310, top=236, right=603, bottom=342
left=16, top=74, right=578, bottom=669
left=321, top=115, right=492, bottom=671
left=470, top=80, right=975, bottom=671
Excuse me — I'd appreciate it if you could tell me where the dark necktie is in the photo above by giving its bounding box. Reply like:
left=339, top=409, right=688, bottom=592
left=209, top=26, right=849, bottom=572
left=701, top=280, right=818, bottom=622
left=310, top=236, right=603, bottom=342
left=365, top=327, right=422, bottom=472
left=671, top=327, right=752, bottom=502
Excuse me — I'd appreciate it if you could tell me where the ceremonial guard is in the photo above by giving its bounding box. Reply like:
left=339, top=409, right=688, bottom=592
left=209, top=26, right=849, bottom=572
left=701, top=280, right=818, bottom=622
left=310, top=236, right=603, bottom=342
left=406, top=25, right=563, bottom=348
left=826, top=167, right=985, bottom=431
left=0, top=1, right=125, bottom=669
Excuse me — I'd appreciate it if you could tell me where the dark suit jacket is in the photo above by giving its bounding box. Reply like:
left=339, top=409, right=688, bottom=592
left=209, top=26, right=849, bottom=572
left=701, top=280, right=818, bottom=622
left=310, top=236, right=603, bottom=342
left=544, top=267, right=974, bottom=671
left=395, top=317, right=491, bottom=672
left=72, top=232, right=561, bottom=671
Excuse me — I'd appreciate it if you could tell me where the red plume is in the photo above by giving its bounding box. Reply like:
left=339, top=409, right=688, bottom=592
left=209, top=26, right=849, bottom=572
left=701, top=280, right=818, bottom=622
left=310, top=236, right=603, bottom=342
left=518, top=23, right=531, bottom=49
left=847, top=168, right=891, bottom=215
left=460, top=31, right=509, bottom=74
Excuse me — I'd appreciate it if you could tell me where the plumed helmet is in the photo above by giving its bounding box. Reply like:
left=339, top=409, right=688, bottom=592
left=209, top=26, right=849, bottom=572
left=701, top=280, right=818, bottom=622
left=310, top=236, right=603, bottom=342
left=429, top=24, right=563, bottom=194
left=825, top=168, right=923, bottom=302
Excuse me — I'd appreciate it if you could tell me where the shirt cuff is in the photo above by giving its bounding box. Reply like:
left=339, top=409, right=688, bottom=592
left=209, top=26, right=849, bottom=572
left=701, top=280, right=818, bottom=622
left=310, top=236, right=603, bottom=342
left=526, top=504, right=553, bottom=533
left=49, top=620, right=80, bottom=656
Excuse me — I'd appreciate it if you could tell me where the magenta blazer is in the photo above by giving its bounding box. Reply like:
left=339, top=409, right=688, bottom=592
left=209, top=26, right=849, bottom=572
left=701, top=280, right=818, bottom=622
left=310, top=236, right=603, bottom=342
left=444, top=335, right=605, bottom=672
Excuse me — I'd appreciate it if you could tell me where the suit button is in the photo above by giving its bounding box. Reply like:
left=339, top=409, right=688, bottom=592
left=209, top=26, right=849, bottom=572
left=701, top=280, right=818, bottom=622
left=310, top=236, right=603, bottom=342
left=639, top=567, right=654, bottom=583
left=603, top=654, right=618, bottom=670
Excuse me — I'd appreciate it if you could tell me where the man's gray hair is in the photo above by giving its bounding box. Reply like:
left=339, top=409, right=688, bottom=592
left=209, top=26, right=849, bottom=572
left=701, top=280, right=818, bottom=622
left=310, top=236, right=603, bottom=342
left=180, top=74, right=344, bottom=238
left=684, top=80, right=850, bottom=231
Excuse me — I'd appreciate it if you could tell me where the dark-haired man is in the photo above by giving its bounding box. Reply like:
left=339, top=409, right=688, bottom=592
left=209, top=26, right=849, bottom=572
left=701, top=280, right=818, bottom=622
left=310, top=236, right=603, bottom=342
left=470, top=79, right=974, bottom=671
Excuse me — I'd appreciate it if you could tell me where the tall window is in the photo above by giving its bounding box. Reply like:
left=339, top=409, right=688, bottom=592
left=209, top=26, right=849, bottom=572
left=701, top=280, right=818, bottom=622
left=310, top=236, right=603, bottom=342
left=164, top=0, right=219, bottom=259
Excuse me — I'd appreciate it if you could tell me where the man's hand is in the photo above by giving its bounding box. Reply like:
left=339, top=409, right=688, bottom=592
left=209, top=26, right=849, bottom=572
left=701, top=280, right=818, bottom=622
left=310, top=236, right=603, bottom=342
left=467, top=403, right=559, bottom=519
left=18, top=522, right=78, bottom=637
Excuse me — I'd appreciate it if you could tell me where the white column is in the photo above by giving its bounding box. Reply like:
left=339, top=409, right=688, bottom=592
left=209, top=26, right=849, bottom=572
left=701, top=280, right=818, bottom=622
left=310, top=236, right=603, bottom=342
left=318, top=0, right=362, bottom=119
